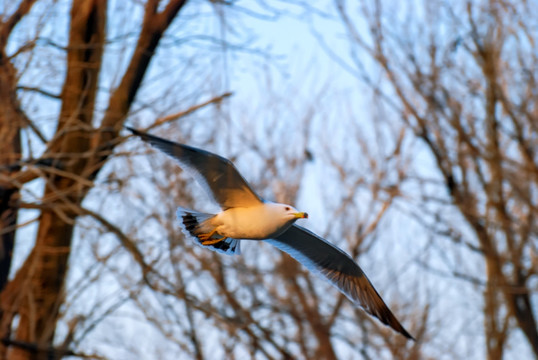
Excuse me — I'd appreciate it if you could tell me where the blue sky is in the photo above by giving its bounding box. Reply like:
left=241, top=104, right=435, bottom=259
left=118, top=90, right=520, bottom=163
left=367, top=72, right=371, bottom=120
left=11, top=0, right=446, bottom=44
left=6, top=0, right=536, bottom=358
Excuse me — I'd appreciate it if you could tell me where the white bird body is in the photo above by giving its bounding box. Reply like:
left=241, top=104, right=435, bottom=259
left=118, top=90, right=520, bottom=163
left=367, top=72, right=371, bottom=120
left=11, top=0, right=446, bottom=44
left=212, top=202, right=304, bottom=240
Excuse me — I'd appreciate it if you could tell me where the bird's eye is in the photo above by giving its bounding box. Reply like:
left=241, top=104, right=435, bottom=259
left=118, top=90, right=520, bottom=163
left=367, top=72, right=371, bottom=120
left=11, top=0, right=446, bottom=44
left=285, top=207, right=290, bottom=211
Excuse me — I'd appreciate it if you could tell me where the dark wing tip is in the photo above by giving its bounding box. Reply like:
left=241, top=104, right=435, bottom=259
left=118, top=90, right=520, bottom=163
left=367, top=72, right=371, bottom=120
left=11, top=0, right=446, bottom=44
left=125, top=126, right=149, bottom=139
left=401, top=328, right=415, bottom=341
left=125, top=125, right=138, bottom=134
left=125, top=126, right=177, bottom=153
left=359, top=276, right=415, bottom=340
left=379, top=309, right=415, bottom=340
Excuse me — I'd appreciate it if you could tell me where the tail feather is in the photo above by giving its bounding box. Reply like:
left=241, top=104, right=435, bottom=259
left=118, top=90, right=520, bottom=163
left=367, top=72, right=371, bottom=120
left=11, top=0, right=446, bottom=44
left=176, top=207, right=241, bottom=255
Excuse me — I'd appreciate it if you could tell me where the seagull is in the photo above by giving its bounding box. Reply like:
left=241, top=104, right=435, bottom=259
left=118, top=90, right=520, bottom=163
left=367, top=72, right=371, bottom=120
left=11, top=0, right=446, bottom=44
left=127, top=127, right=414, bottom=340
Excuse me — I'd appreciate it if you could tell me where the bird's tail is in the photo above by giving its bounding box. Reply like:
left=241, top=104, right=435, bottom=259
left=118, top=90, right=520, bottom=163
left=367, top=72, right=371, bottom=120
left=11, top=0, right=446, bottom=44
left=176, top=207, right=241, bottom=255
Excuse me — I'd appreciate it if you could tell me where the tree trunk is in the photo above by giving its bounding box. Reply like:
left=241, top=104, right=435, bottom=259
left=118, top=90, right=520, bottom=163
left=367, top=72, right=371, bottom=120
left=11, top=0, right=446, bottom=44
left=2, top=1, right=189, bottom=358
left=0, top=58, right=21, bottom=293
left=8, top=1, right=106, bottom=358
left=0, top=9, right=28, bottom=356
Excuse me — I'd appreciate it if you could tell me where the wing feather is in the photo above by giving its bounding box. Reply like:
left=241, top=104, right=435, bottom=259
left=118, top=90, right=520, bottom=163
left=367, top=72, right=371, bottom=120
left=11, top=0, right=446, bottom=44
left=267, top=225, right=414, bottom=340
left=127, top=127, right=262, bottom=209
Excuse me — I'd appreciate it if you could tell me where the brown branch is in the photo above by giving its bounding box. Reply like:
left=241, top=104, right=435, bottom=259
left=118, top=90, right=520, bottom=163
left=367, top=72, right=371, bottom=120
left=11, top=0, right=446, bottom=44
left=100, top=0, right=188, bottom=130
left=147, top=92, right=233, bottom=130
left=16, top=86, right=61, bottom=100
left=0, top=0, right=39, bottom=47
left=1, top=338, right=105, bottom=359
left=78, top=206, right=155, bottom=281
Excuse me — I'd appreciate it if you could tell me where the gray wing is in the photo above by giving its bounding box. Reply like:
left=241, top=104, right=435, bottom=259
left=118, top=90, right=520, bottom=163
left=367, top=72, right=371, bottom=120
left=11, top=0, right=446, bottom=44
left=266, top=225, right=414, bottom=340
left=127, top=127, right=262, bottom=209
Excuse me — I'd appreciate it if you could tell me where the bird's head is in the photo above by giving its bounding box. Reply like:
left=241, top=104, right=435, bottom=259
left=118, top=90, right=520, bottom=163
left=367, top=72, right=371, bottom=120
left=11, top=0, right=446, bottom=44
left=279, top=203, right=308, bottom=221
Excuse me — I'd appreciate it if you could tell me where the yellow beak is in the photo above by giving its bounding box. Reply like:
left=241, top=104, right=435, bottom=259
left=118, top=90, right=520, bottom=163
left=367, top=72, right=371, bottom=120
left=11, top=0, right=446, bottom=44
left=294, top=212, right=308, bottom=219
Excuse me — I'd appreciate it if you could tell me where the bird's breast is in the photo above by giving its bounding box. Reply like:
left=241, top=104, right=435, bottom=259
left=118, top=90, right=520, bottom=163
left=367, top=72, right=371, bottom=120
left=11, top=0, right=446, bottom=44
left=214, top=206, right=292, bottom=240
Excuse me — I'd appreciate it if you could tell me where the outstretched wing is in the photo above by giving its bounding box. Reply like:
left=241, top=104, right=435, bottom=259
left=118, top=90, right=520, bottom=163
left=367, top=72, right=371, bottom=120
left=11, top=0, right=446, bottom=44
left=127, top=127, right=262, bottom=209
left=266, top=225, right=414, bottom=340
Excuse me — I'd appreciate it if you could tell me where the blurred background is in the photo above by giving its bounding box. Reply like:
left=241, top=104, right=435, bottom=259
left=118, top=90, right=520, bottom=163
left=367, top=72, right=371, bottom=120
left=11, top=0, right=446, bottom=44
left=1, top=0, right=536, bottom=359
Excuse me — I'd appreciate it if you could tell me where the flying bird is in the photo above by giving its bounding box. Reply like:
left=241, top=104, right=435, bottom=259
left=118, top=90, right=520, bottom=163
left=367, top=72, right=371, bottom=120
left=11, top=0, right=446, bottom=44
left=127, top=127, right=414, bottom=340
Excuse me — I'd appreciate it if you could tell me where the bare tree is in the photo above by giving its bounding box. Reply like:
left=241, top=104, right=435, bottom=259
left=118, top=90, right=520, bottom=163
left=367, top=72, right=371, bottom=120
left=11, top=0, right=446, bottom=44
left=0, top=0, right=225, bottom=358
left=333, top=0, right=538, bottom=358
left=1, top=1, right=430, bottom=359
